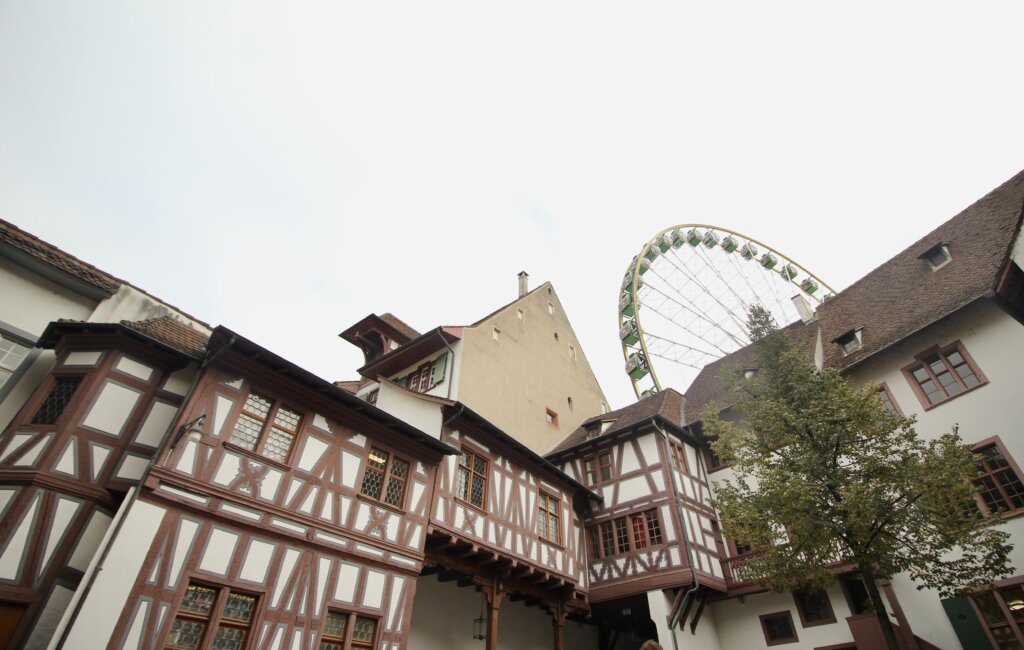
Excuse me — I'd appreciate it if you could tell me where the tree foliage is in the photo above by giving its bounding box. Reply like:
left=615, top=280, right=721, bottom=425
left=704, top=308, right=1012, bottom=646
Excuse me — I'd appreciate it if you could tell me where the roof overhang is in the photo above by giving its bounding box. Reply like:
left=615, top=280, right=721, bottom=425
left=38, top=320, right=201, bottom=362
left=357, top=327, right=461, bottom=379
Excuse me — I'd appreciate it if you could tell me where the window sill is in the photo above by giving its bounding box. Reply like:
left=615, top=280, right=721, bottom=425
left=455, top=496, right=488, bottom=515
left=222, top=441, right=292, bottom=473
left=355, top=492, right=407, bottom=516
left=538, top=536, right=566, bottom=552
left=918, top=380, right=988, bottom=411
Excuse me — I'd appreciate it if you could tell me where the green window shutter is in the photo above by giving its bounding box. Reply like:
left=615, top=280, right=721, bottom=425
left=941, top=597, right=993, bottom=650
left=395, top=375, right=407, bottom=388
left=431, top=353, right=448, bottom=387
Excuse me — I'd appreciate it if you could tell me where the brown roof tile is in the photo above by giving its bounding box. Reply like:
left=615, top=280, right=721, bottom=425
left=547, top=388, right=685, bottom=456
left=0, top=219, right=122, bottom=296
left=682, top=169, right=1024, bottom=424
left=120, top=316, right=209, bottom=359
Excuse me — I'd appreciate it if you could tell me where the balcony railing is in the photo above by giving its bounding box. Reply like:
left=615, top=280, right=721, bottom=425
left=720, top=542, right=851, bottom=587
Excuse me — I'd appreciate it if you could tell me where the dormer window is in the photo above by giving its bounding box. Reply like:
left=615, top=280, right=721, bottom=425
left=743, top=368, right=758, bottom=379
left=921, top=243, right=952, bottom=271
left=835, top=329, right=863, bottom=356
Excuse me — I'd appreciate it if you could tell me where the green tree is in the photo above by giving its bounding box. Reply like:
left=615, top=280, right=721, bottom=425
left=704, top=307, right=1013, bottom=650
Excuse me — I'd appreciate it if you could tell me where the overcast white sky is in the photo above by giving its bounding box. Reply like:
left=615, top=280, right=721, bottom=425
left=2, top=2, right=1022, bottom=410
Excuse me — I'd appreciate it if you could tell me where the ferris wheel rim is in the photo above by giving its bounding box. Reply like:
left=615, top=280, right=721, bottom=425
left=619, top=224, right=836, bottom=399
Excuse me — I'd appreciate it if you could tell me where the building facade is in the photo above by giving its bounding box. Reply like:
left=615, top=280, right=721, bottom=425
left=0, top=169, right=1022, bottom=649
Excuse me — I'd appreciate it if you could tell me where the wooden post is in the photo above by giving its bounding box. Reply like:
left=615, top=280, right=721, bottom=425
left=485, top=580, right=505, bottom=650
left=551, top=601, right=567, bottom=650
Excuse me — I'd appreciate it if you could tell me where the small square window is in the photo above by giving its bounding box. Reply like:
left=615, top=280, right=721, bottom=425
left=921, top=243, right=952, bottom=270
left=760, top=611, right=799, bottom=645
left=517, top=308, right=525, bottom=322
left=569, top=344, right=576, bottom=361
left=743, top=368, right=758, bottom=379
left=548, top=302, right=554, bottom=316
left=835, top=329, right=863, bottom=355
left=492, top=327, right=502, bottom=342
left=545, top=409, right=558, bottom=426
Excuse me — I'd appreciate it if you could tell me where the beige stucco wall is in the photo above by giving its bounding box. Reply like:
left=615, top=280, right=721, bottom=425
left=456, top=283, right=608, bottom=455
left=710, top=585, right=857, bottom=649
left=0, top=256, right=97, bottom=336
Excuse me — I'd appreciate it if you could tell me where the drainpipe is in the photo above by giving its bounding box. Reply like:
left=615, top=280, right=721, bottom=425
left=49, top=335, right=235, bottom=649
left=652, top=419, right=700, bottom=650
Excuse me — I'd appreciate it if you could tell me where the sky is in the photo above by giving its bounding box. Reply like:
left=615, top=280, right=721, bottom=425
left=1, top=2, right=1022, bottom=411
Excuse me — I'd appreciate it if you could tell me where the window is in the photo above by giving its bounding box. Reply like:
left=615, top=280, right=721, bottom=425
left=360, top=447, right=410, bottom=508
left=319, top=610, right=378, bottom=650
left=492, top=327, right=502, bottom=342
left=397, top=355, right=447, bottom=394
left=589, top=509, right=664, bottom=559
left=732, top=539, right=753, bottom=557
left=972, top=582, right=1024, bottom=649
left=0, top=333, right=30, bottom=391
left=569, top=344, right=576, bottom=361
left=921, top=243, right=952, bottom=270
left=743, top=368, right=758, bottom=379
left=584, top=452, right=613, bottom=485
left=31, top=376, right=83, bottom=425
left=456, top=448, right=488, bottom=509
left=165, top=582, right=258, bottom=650
left=759, top=611, right=798, bottom=645
left=974, top=442, right=1024, bottom=515
left=517, top=308, right=525, bottom=322
left=903, top=342, right=986, bottom=408
left=793, top=588, right=835, bottom=627
left=548, top=302, right=554, bottom=316
left=835, top=329, right=863, bottom=356
left=545, top=409, right=558, bottom=426
left=230, top=391, right=301, bottom=463
left=538, top=492, right=560, bottom=544
left=671, top=442, right=687, bottom=473
left=877, top=384, right=901, bottom=415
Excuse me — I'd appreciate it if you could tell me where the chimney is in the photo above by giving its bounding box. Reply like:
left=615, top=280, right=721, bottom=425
left=791, top=294, right=815, bottom=323
left=518, top=271, right=529, bottom=298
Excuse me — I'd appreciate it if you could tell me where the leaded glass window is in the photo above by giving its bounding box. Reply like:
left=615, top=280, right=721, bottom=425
left=0, top=334, right=30, bottom=390
left=360, top=448, right=411, bottom=510
left=975, top=443, right=1024, bottom=514
left=31, top=376, right=81, bottom=425
left=230, top=390, right=301, bottom=463
left=166, top=583, right=258, bottom=650
left=457, top=449, right=488, bottom=509
left=538, top=492, right=560, bottom=544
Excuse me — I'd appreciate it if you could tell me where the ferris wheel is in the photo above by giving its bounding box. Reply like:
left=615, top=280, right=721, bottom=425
left=619, top=225, right=835, bottom=399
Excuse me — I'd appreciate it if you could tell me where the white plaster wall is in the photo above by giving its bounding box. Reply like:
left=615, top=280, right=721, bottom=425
left=62, top=498, right=166, bottom=649
left=376, top=382, right=443, bottom=439
left=0, top=257, right=96, bottom=336
left=408, top=576, right=598, bottom=650
left=648, top=589, right=721, bottom=650
left=846, top=300, right=1024, bottom=452
left=886, top=574, right=961, bottom=649
left=86, top=285, right=210, bottom=333
left=711, top=586, right=856, bottom=649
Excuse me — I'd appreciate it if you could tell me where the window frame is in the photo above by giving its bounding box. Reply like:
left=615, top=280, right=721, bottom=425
left=834, top=329, right=863, bottom=356
left=358, top=446, right=412, bottom=510
left=583, top=450, right=614, bottom=486
left=537, top=491, right=561, bottom=545
left=901, top=341, right=987, bottom=410
left=759, top=610, right=799, bottom=646
left=792, top=588, right=836, bottom=628
left=455, top=446, right=489, bottom=511
left=28, top=374, right=85, bottom=428
left=589, top=509, right=665, bottom=559
left=318, top=609, right=380, bottom=650
left=164, top=580, right=261, bottom=650
left=0, top=324, right=36, bottom=400
left=972, top=436, right=1024, bottom=520
left=229, top=390, right=303, bottom=464
left=876, top=383, right=903, bottom=416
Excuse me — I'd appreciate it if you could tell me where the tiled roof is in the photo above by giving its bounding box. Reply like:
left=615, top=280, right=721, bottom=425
left=683, top=169, right=1024, bottom=425
left=120, top=316, right=209, bottom=359
left=0, top=219, right=122, bottom=296
left=547, top=388, right=685, bottom=456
